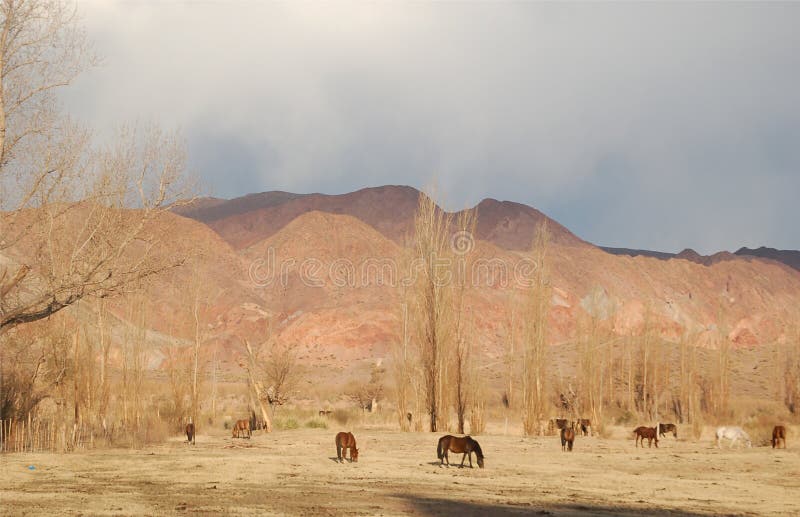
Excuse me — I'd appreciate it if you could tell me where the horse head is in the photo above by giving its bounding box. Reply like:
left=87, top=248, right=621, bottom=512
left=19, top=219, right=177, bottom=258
left=477, top=455, right=484, bottom=468
left=352, top=448, right=359, bottom=462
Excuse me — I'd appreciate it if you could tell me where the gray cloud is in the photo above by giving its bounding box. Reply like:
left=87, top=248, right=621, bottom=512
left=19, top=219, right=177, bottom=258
left=62, top=2, right=800, bottom=254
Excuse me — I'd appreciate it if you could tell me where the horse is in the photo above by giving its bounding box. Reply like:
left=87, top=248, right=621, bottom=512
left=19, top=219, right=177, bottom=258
left=561, top=423, right=575, bottom=451
left=657, top=423, right=678, bottom=439
left=185, top=422, right=195, bottom=444
left=633, top=426, right=659, bottom=448
left=232, top=419, right=251, bottom=439
left=437, top=435, right=484, bottom=468
left=335, top=431, right=359, bottom=463
left=715, top=426, right=752, bottom=449
left=772, top=425, right=786, bottom=449
left=577, top=418, right=591, bottom=436
left=319, top=410, right=333, bottom=417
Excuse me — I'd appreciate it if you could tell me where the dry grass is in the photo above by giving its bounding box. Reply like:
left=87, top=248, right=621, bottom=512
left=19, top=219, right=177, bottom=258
left=2, top=426, right=799, bottom=516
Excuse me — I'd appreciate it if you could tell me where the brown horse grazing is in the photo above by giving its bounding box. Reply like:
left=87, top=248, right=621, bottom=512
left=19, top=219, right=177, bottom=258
left=437, top=435, right=485, bottom=468
left=633, top=426, right=659, bottom=448
left=772, top=425, right=787, bottom=449
left=657, top=423, right=677, bottom=438
left=561, top=424, right=575, bottom=451
left=335, top=431, right=359, bottom=463
left=577, top=418, right=591, bottom=436
left=185, top=422, right=195, bottom=444
left=232, top=419, right=251, bottom=439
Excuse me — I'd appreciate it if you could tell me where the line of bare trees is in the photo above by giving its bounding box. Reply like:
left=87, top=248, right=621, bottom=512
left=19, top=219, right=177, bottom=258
left=393, top=190, right=800, bottom=435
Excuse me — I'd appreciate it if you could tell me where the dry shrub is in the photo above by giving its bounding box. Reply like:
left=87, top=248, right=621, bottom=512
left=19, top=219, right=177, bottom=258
left=742, top=412, right=783, bottom=447
left=614, top=410, right=635, bottom=426
left=114, top=417, right=170, bottom=449
left=593, top=420, right=612, bottom=439
left=274, top=417, right=299, bottom=430
left=304, top=418, right=328, bottom=429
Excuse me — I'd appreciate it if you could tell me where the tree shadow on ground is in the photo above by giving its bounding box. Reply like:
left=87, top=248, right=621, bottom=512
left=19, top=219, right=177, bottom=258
left=396, top=494, right=710, bottom=517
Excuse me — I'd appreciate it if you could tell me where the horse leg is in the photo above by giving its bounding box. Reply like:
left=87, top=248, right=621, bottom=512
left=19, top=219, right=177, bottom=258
left=468, top=451, right=473, bottom=468
left=460, top=452, right=467, bottom=468
left=337, top=443, right=343, bottom=463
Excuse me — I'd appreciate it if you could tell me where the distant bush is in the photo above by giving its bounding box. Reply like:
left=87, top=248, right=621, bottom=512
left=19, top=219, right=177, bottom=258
left=615, top=411, right=635, bottom=426
left=593, top=421, right=612, bottom=439
left=275, top=417, right=299, bottom=430
left=305, top=418, right=328, bottom=429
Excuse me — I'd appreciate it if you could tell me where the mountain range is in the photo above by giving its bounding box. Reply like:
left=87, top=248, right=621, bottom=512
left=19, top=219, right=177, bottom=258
left=7, top=185, right=800, bottom=378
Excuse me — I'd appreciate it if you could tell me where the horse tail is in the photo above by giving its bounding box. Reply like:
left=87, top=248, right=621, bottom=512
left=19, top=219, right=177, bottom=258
left=437, top=437, right=445, bottom=459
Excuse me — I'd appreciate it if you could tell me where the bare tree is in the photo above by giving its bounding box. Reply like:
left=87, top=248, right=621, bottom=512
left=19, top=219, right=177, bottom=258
left=784, top=321, right=800, bottom=414
left=522, top=221, right=551, bottom=435
left=451, top=209, right=477, bottom=434
left=347, top=364, right=385, bottom=413
left=392, top=302, right=414, bottom=430
left=262, top=340, right=300, bottom=409
left=409, top=190, right=454, bottom=432
left=185, top=262, right=217, bottom=434
left=0, top=1, right=193, bottom=334
left=240, top=338, right=272, bottom=432
left=713, top=306, right=731, bottom=418
left=453, top=334, right=469, bottom=433
left=163, top=339, right=190, bottom=430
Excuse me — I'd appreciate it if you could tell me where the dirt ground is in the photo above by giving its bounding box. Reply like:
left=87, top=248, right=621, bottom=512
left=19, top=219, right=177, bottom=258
left=1, top=426, right=799, bottom=516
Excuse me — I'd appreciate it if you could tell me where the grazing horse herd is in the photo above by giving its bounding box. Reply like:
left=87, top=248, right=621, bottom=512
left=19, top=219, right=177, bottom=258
left=185, top=416, right=789, bottom=467
left=545, top=418, right=788, bottom=453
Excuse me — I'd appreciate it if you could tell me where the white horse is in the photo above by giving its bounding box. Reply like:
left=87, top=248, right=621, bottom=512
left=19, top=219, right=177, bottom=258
left=716, top=426, right=752, bottom=448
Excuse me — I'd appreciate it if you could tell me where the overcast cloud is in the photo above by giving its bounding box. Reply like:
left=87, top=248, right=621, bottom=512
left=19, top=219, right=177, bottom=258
left=62, top=2, right=800, bottom=254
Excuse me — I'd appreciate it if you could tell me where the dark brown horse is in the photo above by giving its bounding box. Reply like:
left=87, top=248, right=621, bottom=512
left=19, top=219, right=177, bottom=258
left=772, top=425, right=786, bottom=449
left=185, top=422, right=195, bottom=444
left=561, top=423, right=575, bottom=451
left=437, top=435, right=484, bottom=468
left=577, top=418, right=591, bottom=436
left=657, top=423, right=677, bottom=438
left=634, top=426, right=659, bottom=448
left=335, top=431, right=359, bottom=463
left=232, top=419, right=251, bottom=439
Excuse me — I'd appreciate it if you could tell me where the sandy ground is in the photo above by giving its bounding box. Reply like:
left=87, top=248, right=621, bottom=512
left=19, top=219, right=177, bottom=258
left=1, top=427, right=799, bottom=516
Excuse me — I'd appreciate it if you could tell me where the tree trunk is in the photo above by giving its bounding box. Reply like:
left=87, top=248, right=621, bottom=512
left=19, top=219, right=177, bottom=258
left=243, top=339, right=272, bottom=432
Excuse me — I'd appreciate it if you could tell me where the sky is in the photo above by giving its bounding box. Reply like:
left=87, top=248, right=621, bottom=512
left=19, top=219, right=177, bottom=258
left=62, top=2, right=800, bottom=254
